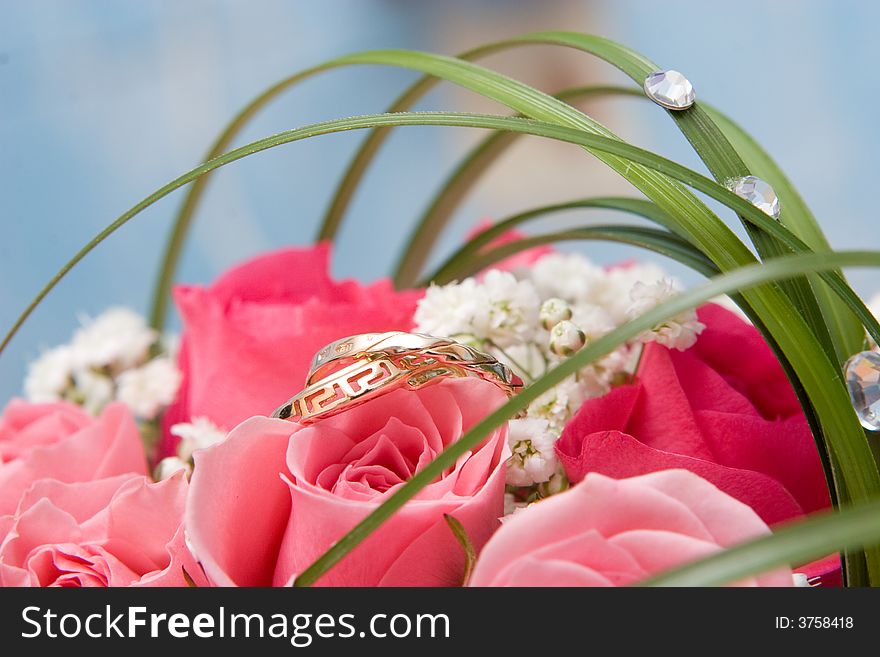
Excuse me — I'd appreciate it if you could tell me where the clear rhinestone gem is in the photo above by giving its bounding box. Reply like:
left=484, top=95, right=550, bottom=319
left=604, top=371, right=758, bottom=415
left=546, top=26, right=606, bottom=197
left=643, top=70, right=695, bottom=110
left=729, top=175, right=781, bottom=219
left=844, top=351, right=880, bottom=431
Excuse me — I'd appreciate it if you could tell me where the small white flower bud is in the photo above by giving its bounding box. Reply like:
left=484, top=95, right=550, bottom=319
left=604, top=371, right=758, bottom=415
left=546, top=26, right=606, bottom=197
left=538, top=472, right=569, bottom=497
left=171, top=417, right=228, bottom=461
left=155, top=456, right=191, bottom=481
left=549, top=320, right=586, bottom=356
left=539, top=297, right=573, bottom=330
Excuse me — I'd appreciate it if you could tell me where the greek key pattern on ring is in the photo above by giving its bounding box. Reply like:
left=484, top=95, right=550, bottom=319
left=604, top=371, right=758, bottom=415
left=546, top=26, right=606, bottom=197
left=272, top=334, right=524, bottom=425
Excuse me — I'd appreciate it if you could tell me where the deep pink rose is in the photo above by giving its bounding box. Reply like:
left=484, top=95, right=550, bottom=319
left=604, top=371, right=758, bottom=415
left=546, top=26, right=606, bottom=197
left=469, top=469, right=792, bottom=587
left=186, top=378, right=509, bottom=586
left=0, top=400, right=147, bottom=516
left=0, top=473, right=206, bottom=587
left=468, top=219, right=553, bottom=273
left=556, top=304, right=829, bottom=526
left=162, top=244, right=422, bottom=454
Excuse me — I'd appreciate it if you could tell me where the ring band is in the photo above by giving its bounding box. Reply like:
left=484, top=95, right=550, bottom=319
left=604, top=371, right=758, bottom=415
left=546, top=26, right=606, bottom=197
left=272, top=332, right=522, bottom=424
left=306, top=331, right=455, bottom=385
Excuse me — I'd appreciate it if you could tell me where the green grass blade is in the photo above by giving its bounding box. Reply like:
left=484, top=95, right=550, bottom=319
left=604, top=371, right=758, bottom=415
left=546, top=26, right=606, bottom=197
left=639, top=499, right=880, bottom=587
left=149, top=63, right=339, bottom=331
left=10, top=111, right=878, bottom=358
left=313, top=31, right=856, bottom=362
left=142, top=34, right=861, bottom=405
left=434, top=225, right=718, bottom=282
left=704, top=105, right=864, bottom=362
left=321, top=50, right=880, bottom=351
left=509, top=31, right=858, bottom=366
left=294, top=249, right=880, bottom=586
left=425, top=197, right=678, bottom=284
left=393, top=85, right=633, bottom=287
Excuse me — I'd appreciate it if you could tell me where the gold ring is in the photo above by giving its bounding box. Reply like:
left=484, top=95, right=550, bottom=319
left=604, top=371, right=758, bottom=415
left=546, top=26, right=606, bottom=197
left=306, top=331, right=455, bottom=385
left=271, top=333, right=522, bottom=424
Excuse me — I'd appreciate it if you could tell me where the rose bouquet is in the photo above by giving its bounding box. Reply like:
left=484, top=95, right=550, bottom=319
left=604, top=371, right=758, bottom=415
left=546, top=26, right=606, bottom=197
left=3, top=32, right=880, bottom=588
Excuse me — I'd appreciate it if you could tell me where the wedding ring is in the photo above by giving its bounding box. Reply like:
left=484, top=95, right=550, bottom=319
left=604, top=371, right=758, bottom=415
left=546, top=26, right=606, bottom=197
left=306, top=331, right=455, bottom=385
left=272, top=332, right=522, bottom=424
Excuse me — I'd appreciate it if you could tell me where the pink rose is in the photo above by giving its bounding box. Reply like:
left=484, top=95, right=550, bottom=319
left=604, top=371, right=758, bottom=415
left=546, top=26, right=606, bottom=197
left=469, top=469, right=792, bottom=587
left=186, top=378, right=509, bottom=586
left=0, top=400, right=147, bottom=516
left=0, top=473, right=205, bottom=587
left=162, top=244, right=422, bottom=454
left=555, top=304, right=829, bottom=526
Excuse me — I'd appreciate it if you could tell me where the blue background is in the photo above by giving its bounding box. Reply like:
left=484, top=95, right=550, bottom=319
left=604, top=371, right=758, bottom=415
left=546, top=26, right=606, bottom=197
left=2, top=0, right=878, bottom=403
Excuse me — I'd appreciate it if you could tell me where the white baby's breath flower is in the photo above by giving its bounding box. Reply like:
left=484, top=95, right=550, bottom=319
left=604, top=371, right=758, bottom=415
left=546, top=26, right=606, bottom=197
left=71, top=307, right=156, bottom=371
left=570, top=302, right=615, bottom=340
left=161, top=333, right=181, bottom=360
left=627, top=279, right=705, bottom=351
left=575, top=365, right=612, bottom=400
left=526, top=376, right=590, bottom=431
left=73, top=368, right=115, bottom=415
left=116, top=357, right=182, bottom=419
left=503, top=493, right=517, bottom=517
left=539, top=472, right=569, bottom=496
left=172, top=417, right=228, bottom=461
left=527, top=252, right=605, bottom=303
left=501, top=493, right=529, bottom=521
left=593, top=346, right=637, bottom=388
left=597, top=262, right=669, bottom=323
left=155, top=456, right=192, bottom=481
left=496, top=342, right=545, bottom=380
left=414, top=278, right=486, bottom=343
left=24, top=345, right=74, bottom=402
left=478, top=270, right=541, bottom=347
left=506, top=417, right=559, bottom=486
left=414, top=270, right=540, bottom=347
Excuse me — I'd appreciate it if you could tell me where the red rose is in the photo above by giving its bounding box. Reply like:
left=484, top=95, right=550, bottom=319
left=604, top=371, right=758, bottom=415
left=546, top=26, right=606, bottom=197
left=556, top=304, right=830, bottom=525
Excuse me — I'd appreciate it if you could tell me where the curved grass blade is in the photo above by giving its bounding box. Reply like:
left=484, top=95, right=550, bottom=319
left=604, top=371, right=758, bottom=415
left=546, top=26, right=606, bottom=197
left=294, top=249, right=880, bottom=586
left=317, top=50, right=880, bottom=352
left=424, top=197, right=677, bottom=285
left=499, top=31, right=857, bottom=362
left=433, top=225, right=718, bottom=282
left=150, top=37, right=539, bottom=330
left=311, top=33, right=852, bottom=358
left=639, top=499, right=880, bottom=587
left=175, top=36, right=851, bottom=370
left=393, top=85, right=636, bottom=287
left=704, top=104, right=864, bottom=362
left=317, top=32, right=856, bottom=363
left=318, top=36, right=652, bottom=243
left=9, top=111, right=878, bottom=359
left=149, top=63, right=342, bottom=330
